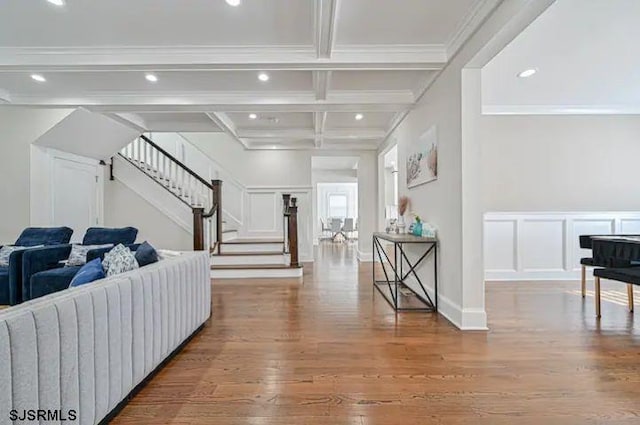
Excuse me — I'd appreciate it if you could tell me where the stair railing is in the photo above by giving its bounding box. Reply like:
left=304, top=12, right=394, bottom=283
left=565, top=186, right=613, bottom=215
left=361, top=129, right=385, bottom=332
left=118, top=135, right=222, bottom=252
left=284, top=196, right=299, bottom=268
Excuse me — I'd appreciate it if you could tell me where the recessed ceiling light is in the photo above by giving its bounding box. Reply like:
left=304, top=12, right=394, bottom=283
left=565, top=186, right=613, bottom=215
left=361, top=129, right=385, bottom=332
left=145, top=73, right=158, bottom=83
left=249, top=113, right=257, bottom=120
left=518, top=69, right=537, bottom=78
left=31, top=74, right=46, bottom=83
left=47, top=0, right=65, bottom=6
left=258, top=72, right=270, bottom=82
left=355, top=113, right=364, bottom=121
left=225, top=0, right=241, bottom=6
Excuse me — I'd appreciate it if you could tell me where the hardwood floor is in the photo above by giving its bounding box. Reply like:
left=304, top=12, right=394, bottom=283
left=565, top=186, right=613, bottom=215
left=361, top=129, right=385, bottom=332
left=112, top=242, right=640, bottom=424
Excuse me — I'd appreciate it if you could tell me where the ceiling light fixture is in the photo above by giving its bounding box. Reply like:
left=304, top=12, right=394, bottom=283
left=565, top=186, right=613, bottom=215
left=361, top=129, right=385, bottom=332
left=249, top=113, right=257, bottom=120
left=225, top=0, right=241, bottom=6
left=47, top=0, right=65, bottom=6
left=31, top=74, right=46, bottom=83
left=517, top=68, right=537, bottom=78
left=355, top=113, right=364, bottom=121
left=145, top=73, right=158, bottom=83
left=258, top=72, right=270, bottom=82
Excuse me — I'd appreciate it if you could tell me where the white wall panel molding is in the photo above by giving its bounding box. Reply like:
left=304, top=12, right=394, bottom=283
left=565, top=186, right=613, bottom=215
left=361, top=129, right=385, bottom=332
left=242, top=187, right=314, bottom=262
left=484, top=212, right=640, bottom=281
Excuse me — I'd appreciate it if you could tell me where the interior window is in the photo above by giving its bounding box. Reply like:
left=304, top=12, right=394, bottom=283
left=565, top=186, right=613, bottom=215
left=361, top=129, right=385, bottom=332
left=328, top=194, right=348, bottom=219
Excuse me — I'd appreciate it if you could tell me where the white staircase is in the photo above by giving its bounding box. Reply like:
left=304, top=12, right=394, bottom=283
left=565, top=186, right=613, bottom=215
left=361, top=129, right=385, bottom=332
left=118, top=135, right=303, bottom=280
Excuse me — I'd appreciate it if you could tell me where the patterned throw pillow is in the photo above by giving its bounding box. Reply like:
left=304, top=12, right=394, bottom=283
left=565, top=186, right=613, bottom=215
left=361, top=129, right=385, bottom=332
left=66, top=244, right=114, bottom=267
left=0, top=246, right=39, bottom=267
left=102, top=244, right=139, bottom=276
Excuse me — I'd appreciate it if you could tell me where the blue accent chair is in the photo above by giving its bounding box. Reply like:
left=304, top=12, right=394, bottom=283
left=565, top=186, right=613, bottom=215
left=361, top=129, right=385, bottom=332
left=0, top=227, right=73, bottom=305
left=23, top=227, right=138, bottom=302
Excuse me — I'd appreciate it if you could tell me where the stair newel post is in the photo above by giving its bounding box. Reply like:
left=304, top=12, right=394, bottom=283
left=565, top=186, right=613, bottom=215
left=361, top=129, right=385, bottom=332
left=282, top=194, right=291, bottom=254
left=288, top=197, right=299, bottom=268
left=193, top=207, right=205, bottom=251
left=212, top=179, right=223, bottom=254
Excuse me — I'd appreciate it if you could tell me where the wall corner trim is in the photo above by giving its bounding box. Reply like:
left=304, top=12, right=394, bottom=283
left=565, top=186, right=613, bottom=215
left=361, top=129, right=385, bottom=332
left=438, top=294, right=488, bottom=331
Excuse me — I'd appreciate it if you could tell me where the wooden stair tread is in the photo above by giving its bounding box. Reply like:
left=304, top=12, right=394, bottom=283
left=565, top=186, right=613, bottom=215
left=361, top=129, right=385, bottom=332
left=223, top=239, right=284, bottom=244
left=212, top=251, right=283, bottom=256
left=211, top=264, right=301, bottom=270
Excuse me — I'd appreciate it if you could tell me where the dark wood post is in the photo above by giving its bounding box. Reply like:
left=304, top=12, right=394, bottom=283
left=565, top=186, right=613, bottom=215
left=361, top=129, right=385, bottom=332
left=282, top=193, right=291, bottom=253
left=288, top=197, right=299, bottom=268
left=193, top=207, right=205, bottom=251
left=212, top=179, right=222, bottom=254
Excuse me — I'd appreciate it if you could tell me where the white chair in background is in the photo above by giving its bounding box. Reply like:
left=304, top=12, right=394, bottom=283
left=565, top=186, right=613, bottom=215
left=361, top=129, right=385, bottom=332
left=330, top=218, right=344, bottom=242
left=320, top=218, right=331, bottom=240
left=342, top=218, right=355, bottom=241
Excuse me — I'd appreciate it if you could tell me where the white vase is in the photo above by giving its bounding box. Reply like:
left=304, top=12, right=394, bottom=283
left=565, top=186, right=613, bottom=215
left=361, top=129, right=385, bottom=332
left=397, top=216, right=406, bottom=234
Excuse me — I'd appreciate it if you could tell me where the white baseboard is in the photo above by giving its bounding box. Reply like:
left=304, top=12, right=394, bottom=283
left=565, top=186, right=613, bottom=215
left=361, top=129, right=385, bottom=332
left=437, top=294, right=488, bottom=331
left=357, top=249, right=373, bottom=262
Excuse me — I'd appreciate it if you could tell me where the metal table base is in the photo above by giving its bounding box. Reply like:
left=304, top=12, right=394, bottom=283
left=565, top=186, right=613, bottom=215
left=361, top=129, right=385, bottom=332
left=372, top=232, right=438, bottom=312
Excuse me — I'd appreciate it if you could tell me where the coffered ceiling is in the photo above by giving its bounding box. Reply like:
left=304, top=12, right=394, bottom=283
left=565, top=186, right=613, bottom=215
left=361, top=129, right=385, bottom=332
left=0, top=0, right=497, bottom=150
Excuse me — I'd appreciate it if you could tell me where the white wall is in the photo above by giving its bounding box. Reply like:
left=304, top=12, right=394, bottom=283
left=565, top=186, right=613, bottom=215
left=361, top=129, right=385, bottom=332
left=0, top=106, right=73, bottom=243
left=379, top=0, right=555, bottom=329
left=478, top=115, right=640, bottom=281
left=104, top=178, right=192, bottom=250
left=480, top=115, right=640, bottom=211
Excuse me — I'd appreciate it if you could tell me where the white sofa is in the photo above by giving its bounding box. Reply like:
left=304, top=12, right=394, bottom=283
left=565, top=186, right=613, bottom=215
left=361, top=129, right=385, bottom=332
left=0, top=251, right=211, bottom=425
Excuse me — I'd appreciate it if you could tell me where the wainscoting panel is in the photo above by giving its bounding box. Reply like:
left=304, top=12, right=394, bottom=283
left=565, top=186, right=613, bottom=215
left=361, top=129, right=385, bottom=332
left=484, top=212, right=640, bottom=281
left=484, top=219, right=517, bottom=273
left=246, top=192, right=278, bottom=233
left=242, top=187, right=313, bottom=262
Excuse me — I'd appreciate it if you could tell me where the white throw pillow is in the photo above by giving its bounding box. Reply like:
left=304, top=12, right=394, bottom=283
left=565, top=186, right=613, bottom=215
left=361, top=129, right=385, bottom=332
left=102, top=244, right=139, bottom=276
left=0, top=245, right=40, bottom=267
left=66, top=244, right=113, bottom=267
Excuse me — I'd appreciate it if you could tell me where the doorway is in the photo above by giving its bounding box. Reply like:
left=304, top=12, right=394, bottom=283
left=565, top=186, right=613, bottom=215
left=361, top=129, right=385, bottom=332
left=311, top=156, right=359, bottom=248
left=50, top=152, right=102, bottom=243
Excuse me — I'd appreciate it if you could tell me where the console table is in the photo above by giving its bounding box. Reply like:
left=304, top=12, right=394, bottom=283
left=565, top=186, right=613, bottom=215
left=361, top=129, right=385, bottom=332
left=372, top=232, right=438, bottom=312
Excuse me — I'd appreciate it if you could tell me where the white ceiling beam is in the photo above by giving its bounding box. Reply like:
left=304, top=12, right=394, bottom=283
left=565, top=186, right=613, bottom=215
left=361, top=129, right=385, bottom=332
left=315, top=0, right=340, bottom=59
left=313, top=71, right=332, bottom=101
left=313, top=111, right=324, bottom=148
left=0, top=45, right=446, bottom=71
left=8, top=90, right=414, bottom=112
left=205, top=112, right=249, bottom=149
left=238, top=127, right=383, bottom=140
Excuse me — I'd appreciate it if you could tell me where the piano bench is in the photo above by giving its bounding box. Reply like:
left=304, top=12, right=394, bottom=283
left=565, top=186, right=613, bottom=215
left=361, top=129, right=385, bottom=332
left=592, top=267, right=639, bottom=318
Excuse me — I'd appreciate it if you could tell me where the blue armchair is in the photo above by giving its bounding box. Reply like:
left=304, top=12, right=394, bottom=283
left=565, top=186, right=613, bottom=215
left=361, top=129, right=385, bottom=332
left=0, top=227, right=73, bottom=305
left=23, top=227, right=138, bottom=302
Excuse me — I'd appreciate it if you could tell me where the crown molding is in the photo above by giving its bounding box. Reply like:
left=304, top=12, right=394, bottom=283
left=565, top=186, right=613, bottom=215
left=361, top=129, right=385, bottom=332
left=445, top=0, right=501, bottom=58
left=483, top=104, right=640, bottom=115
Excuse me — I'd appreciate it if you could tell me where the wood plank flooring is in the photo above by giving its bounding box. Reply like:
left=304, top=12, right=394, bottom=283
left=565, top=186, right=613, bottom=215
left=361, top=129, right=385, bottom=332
left=112, top=242, right=640, bottom=424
